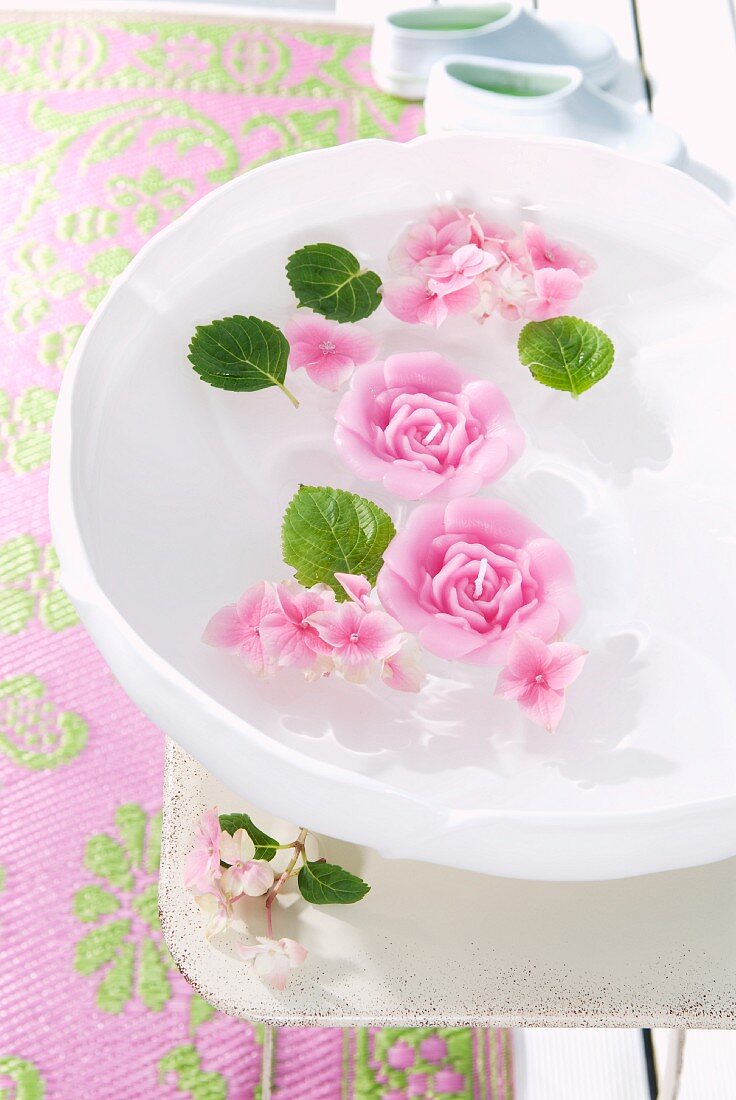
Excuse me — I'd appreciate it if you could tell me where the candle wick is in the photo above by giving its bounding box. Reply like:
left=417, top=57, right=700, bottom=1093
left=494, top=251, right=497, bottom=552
left=474, top=557, right=489, bottom=598
left=423, top=422, right=442, bottom=446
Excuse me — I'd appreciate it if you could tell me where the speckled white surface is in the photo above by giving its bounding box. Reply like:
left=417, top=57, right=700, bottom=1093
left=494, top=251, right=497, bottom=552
left=159, top=739, right=736, bottom=1027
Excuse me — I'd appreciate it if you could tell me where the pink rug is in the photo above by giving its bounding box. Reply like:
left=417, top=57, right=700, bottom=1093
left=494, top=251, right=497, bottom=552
left=0, top=14, right=512, bottom=1097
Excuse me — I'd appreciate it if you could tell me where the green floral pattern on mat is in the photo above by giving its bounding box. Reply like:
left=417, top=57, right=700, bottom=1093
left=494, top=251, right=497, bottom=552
left=0, top=15, right=425, bottom=1096
left=0, top=21, right=417, bottom=236
left=37, top=323, right=84, bottom=370
left=0, top=674, right=87, bottom=770
left=0, top=1056, right=45, bottom=1100
left=3, top=97, right=240, bottom=236
left=74, top=804, right=172, bottom=1014
left=0, top=535, right=78, bottom=634
left=158, top=1046, right=226, bottom=1100
left=355, top=1028, right=478, bottom=1099
left=0, top=21, right=374, bottom=95
left=3, top=241, right=82, bottom=332
left=108, top=166, right=195, bottom=236
left=0, top=388, right=56, bottom=475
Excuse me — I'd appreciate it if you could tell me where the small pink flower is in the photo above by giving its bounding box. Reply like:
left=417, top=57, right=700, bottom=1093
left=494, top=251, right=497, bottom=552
left=382, top=275, right=479, bottom=328
left=219, top=830, right=275, bottom=897
left=183, top=808, right=222, bottom=893
left=522, top=221, right=596, bottom=278
left=238, top=936, right=308, bottom=991
left=309, top=601, right=403, bottom=684
left=334, top=353, right=524, bottom=501
left=335, top=572, right=373, bottom=610
left=526, top=267, right=583, bottom=321
left=422, top=243, right=498, bottom=293
left=334, top=574, right=426, bottom=691
left=202, top=581, right=279, bottom=676
left=259, top=583, right=335, bottom=670
left=285, top=312, right=377, bottom=392
left=478, top=262, right=534, bottom=322
left=494, top=631, right=587, bottom=732
left=389, top=212, right=472, bottom=273
left=194, top=883, right=248, bottom=940
left=377, top=498, right=580, bottom=667
left=381, top=637, right=425, bottom=693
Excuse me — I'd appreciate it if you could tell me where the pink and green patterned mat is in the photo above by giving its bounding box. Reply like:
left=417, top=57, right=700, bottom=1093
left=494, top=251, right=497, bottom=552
left=0, top=13, right=513, bottom=1098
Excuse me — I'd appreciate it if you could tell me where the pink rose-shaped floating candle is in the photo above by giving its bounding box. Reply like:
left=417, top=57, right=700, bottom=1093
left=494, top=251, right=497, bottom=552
left=334, top=352, right=524, bottom=501
left=284, top=312, right=377, bottom=391
left=377, top=498, right=580, bottom=666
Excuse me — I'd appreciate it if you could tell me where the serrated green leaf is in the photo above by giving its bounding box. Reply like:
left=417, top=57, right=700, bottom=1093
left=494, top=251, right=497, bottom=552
left=297, top=859, right=370, bottom=905
left=286, top=243, right=382, bottom=322
left=188, top=315, right=298, bottom=406
left=517, top=316, right=615, bottom=397
left=218, top=812, right=280, bottom=862
left=282, top=485, right=395, bottom=598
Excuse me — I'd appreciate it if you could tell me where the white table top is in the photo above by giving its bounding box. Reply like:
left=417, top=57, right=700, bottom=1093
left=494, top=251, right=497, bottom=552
left=160, top=740, right=736, bottom=1029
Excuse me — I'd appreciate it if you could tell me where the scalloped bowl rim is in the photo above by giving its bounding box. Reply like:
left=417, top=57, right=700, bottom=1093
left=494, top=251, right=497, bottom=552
left=49, top=133, right=736, bottom=880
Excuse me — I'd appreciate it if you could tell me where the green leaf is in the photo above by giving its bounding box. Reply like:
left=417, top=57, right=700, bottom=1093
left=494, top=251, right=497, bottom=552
left=286, top=243, right=382, bottom=322
left=188, top=315, right=298, bottom=407
left=218, top=812, right=280, bottom=862
left=297, top=859, right=370, bottom=905
left=282, top=485, right=396, bottom=598
left=517, top=316, right=615, bottom=397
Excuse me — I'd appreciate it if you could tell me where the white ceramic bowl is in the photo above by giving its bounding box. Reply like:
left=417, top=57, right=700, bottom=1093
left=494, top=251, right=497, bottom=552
left=50, top=134, right=736, bottom=881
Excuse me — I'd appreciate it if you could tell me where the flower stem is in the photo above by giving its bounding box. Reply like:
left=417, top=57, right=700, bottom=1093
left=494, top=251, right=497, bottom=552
left=277, top=381, right=300, bottom=409
left=264, top=827, right=308, bottom=938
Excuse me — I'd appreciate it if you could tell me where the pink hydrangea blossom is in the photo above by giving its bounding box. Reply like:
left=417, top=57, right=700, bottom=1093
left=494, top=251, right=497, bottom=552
left=334, top=572, right=372, bottom=609
left=334, top=353, right=524, bottom=501
left=219, top=829, right=275, bottom=897
left=333, top=573, right=425, bottom=692
left=205, top=575, right=424, bottom=691
left=476, top=263, right=534, bottom=322
left=423, top=243, right=498, bottom=293
left=237, top=936, right=308, bottom=990
left=202, top=581, right=279, bottom=676
left=382, top=275, right=479, bottom=328
left=389, top=208, right=473, bottom=273
left=194, top=883, right=248, bottom=940
left=386, top=206, right=595, bottom=327
left=525, top=267, right=583, bottom=321
left=494, top=631, right=588, bottom=731
left=377, top=498, right=580, bottom=667
left=522, top=221, right=596, bottom=278
left=381, top=637, right=425, bottom=693
left=183, top=808, right=222, bottom=893
left=284, top=312, right=377, bottom=392
left=259, top=582, right=335, bottom=671
left=309, top=600, right=403, bottom=684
